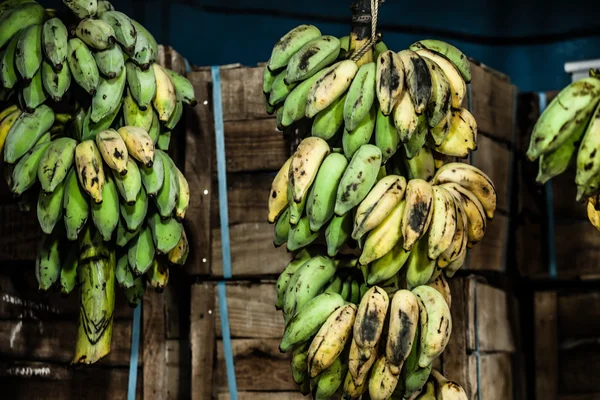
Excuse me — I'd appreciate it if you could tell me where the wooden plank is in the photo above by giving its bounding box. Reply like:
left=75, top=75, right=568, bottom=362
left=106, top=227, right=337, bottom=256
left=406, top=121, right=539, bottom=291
left=471, top=282, right=517, bottom=353
left=469, top=63, right=516, bottom=142
left=211, top=223, right=293, bottom=277
left=552, top=167, right=586, bottom=220
left=479, top=353, right=514, bottom=400
left=0, top=320, right=136, bottom=366
left=558, top=292, right=600, bottom=340
left=0, top=206, right=41, bottom=261
left=215, top=338, right=294, bottom=393
left=0, top=363, right=142, bottom=399
left=166, top=339, right=191, bottom=400
left=560, top=394, right=600, bottom=400
left=555, top=221, right=600, bottom=280
left=143, top=290, right=167, bottom=400
left=191, top=282, right=216, bottom=400
left=184, top=69, right=212, bottom=275
left=559, top=341, right=600, bottom=395
left=466, top=213, right=508, bottom=272
left=535, top=291, right=558, bottom=400
left=471, top=134, right=511, bottom=213
left=163, top=267, right=190, bottom=339
left=516, top=212, right=546, bottom=278
left=218, top=392, right=305, bottom=400
left=442, top=278, right=470, bottom=390
left=214, top=282, right=283, bottom=338
left=219, top=67, right=270, bottom=122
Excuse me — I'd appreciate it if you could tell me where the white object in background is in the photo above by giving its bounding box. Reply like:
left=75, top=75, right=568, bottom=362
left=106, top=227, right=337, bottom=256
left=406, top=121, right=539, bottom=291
left=564, top=58, right=600, bottom=82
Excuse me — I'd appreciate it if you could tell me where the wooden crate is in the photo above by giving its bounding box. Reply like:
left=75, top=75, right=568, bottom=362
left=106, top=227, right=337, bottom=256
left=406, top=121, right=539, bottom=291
left=516, top=90, right=600, bottom=280
left=0, top=46, right=191, bottom=400
left=183, top=59, right=519, bottom=279
left=189, top=275, right=524, bottom=400
left=534, top=290, right=600, bottom=400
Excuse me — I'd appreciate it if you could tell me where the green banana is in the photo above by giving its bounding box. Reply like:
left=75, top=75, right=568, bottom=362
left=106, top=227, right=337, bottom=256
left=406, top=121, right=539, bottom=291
left=291, top=342, right=311, bottom=386
left=405, top=114, right=428, bottom=159
left=15, top=23, right=43, bottom=81
left=35, top=232, right=62, bottom=291
left=37, top=180, right=66, bottom=234
left=373, top=40, right=388, bottom=59
left=63, top=0, right=98, bottom=19
left=343, top=105, right=376, bottom=160
left=335, top=144, right=382, bottom=216
left=140, top=151, right=164, bottom=196
left=311, top=92, right=346, bottom=140
left=273, top=206, right=291, bottom=247
left=116, top=217, right=140, bottom=247
left=313, top=356, right=345, bottom=399
left=81, top=104, right=120, bottom=141
left=38, top=137, right=77, bottom=193
left=120, top=185, right=148, bottom=232
left=275, top=248, right=313, bottom=310
left=41, top=59, right=71, bottom=102
left=344, top=62, right=376, bottom=132
left=63, top=168, right=90, bottom=241
left=164, top=100, right=182, bottom=130
left=165, top=68, right=197, bottom=106
left=268, top=24, right=322, bottom=71
left=324, top=276, right=343, bottom=294
left=575, top=101, right=600, bottom=188
left=91, top=67, right=127, bottom=123
left=97, top=0, right=114, bottom=14
left=325, top=212, right=353, bottom=257
left=42, top=17, right=68, bottom=71
left=91, top=173, right=120, bottom=241
left=148, top=110, right=160, bottom=143
left=0, top=2, right=45, bottom=49
left=306, top=152, right=348, bottom=231
left=157, top=130, right=171, bottom=151
left=0, top=34, right=20, bottom=89
left=409, top=40, right=472, bottom=83
left=60, top=245, right=79, bottom=295
left=129, top=20, right=157, bottom=70
left=128, top=224, right=155, bottom=276
left=94, top=45, right=124, bottom=79
left=116, top=251, right=135, bottom=288
left=21, top=67, right=46, bottom=111
left=375, top=107, right=400, bottom=163
left=0, top=0, right=39, bottom=19
left=404, top=145, right=435, bottom=181
left=279, top=292, right=346, bottom=353
left=67, top=38, right=100, bottom=95
left=268, top=69, right=297, bottom=107
left=368, top=238, right=412, bottom=285
left=154, top=149, right=179, bottom=218
left=148, top=211, right=183, bottom=254
left=99, top=11, right=137, bottom=53
left=126, top=60, right=156, bottom=110
left=284, top=35, right=340, bottom=84
left=113, top=157, right=141, bottom=204
left=280, top=68, right=328, bottom=127
left=76, top=18, right=116, bottom=50
left=123, top=87, right=153, bottom=131
left=406, top=237, right=436, bottom=290
left=10, top=139, right=52, bottom=195
left=287, top=215, right=319, bottom=252
left=287, top=183, right=306, bottom=225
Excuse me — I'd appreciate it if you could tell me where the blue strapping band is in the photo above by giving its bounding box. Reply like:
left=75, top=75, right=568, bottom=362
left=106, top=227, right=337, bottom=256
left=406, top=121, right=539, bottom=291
left=538, top=92, right=557, bottom=278
left=473, top=280, right=482, bottom=400
left=212, top=65, right=238, bottom=399
left=127, top=304, right=142, bottom=400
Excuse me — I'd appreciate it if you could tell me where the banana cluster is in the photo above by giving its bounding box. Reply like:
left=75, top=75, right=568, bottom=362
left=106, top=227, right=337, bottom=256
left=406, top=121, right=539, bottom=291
left=0, top=0, right=196, bottom=363
left=525, top=71, right=600, bottom=232
left=276, top=247, right=466, bottom=399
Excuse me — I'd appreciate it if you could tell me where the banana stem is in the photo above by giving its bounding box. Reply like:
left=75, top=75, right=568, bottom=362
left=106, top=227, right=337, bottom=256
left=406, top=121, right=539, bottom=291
left=349, top=0, right=374, bottom=67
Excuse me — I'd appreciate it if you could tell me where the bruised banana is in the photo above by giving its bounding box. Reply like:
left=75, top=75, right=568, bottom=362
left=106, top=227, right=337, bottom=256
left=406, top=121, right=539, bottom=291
left=95, top=128, right=128, bottom=175
left=402, top=179, right=434, bottom=251
left=268, top=24, right=322, bottom=71
left=415, top=48, right=466, bottom=109
left=376, top=50, right=404, bottom=116
left=431, top=369, right=468, bottom=400
left=421, top=57, right=451, bottom=129
left=285, top=35, right=340, bottom=85
left=397, top=49, right=432, bottom=115
left=434, top=107, right=477, bottom=158
left=386, top=289, right=420, bottom=373
left=353, top=286, right=389, bottom=360
left=75, top=140, right=105, bottom=204
left=409, top=39, right=472, bottom=84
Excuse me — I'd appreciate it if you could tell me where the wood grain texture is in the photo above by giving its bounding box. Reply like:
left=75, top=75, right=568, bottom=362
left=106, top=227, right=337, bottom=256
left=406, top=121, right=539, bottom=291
left=466, top=213, right=509, bottom=272
left=516, top=212, right=546, bottom=278
left=166, top=339, right=191, bottom=400
left=143, top=290, right=167, bottom=400
left=535, top=291, right=558, bottom=400
left=214, top=282, right=284, bottom=338
left=479, top=353, right=515, bottom=400
left=191, top=283, right=216, bottom=400
left=0, top=206, right=41, bottom=261
left=559, top=341, right=600, bottom=395
left=442, top=278, right=469, bottom=389
left=184, top=69, right=213, bottom=276
left=217, top=392, right=305, bottom=400
left=0, top=320, right=136, bottom=366
left=555, top=221, right=600, bottom=280
left=472, top=134, right=512, bottom=213
left=215, top=338, right=295, bottom=392
left=558, top=292, right=600, bottom=340
left=211, top=223, right=293, bottom=277
left=219, top=67, right=272, bottom=122
left=0, top=362, right=142, bottom=399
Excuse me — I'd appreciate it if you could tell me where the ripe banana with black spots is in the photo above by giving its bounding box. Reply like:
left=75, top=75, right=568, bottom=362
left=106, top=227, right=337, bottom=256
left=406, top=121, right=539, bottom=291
left=268, top=24, right=322, bottom=72
left=434, top=107, right=477, bottom=158
left=67, top=38, right=100, bottom=95
left=42, top=17, right=68, bottom=71
left=289, top=136, right=330, bottom=204
left=267, top=155, right=292, bottom=223
left=344, top=61, right=376, bottom=132
left=441, top=182, right=486, bottom=247
left=410, top=40, right=472, bottom=84
left=117, top=125, right=155, bottom=168
left=431, top=369, right=468, bottom=400
left=167, top=227, right=189, bottom=265
left=368, top=355, right=400, bottom=400
left=38, top=137, right=77, bottom=193
left=421, top=57, right=451, bottom=130
left=343, top=366, right=369, bottom=399
left=427, top=273, right=452, bottom=308
left=353, top=286, right=389, bottom=361
left=415, top=48, right=466, bottom=109
left=305, top=59, right=358, bottom=118
left=376, top=50, right=404, bottom=116
left=285, top=35, right=340, bottom=85
left=359, top=199, right=405, bottom=265
left=402, top=179, right=434, bottom=251
left=307, top=303, right=356, bottom=377
left=75, top=140, right=105, bottom=204
left=437, top=194, right=466, bottom=268
left=96, top=129, right=128, bottom=175
left=405, top=114, right=429, bottom=159
left=412, top=285, right=452, bottom=368
left=174, top=166, right=190, bottom=221
left=386, top=289, right=419, bottom=373
left=398, top=49, right=432, bottom=115
left=353, top=174, right=406, bottom=241
left=426, top=185, right=457, bottom=259
left=432, top=162, right=497, bottom=219
left=279, top=292, right=346, bottom=353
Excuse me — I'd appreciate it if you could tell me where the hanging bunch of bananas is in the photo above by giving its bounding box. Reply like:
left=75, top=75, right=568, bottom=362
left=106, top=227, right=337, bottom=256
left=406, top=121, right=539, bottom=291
left=264, top=17, right=498, bottom=399
left=0, top=0, right=196, bottom=364
left=525, top=69, right=600, bottom=232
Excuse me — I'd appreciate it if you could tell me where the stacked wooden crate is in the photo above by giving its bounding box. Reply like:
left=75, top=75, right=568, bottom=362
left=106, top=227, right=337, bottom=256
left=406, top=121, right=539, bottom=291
left=0, top=46, right=191, bottom=400
left=517, top=90, right=600, bottom=400
left=186, top=59, right=524, bottom=399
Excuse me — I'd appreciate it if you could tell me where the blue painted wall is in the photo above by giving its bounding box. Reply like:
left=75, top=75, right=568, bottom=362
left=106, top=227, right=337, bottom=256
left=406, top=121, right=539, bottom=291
left=47, top=0, right=600, bottom=92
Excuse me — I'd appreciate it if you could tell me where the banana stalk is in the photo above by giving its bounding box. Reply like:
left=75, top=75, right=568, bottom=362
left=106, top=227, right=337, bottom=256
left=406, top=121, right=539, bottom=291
left=73, top=232, right=116, bottom=365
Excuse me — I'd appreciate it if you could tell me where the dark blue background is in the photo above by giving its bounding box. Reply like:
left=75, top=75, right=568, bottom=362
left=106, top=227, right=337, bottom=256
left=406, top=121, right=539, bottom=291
left=47, top=0, right=600, bottom=92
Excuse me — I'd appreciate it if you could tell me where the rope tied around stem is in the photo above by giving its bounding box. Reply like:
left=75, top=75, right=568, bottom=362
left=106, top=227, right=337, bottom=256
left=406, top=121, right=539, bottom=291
left=349, top=0, right=384, bottom=62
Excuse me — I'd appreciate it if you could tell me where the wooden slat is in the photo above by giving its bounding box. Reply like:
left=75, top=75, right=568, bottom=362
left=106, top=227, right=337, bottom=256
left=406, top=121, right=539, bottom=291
left=472, top=134, right=511, bottom=213
left=0, top=206, right=41, bottom=261
left=559, top=341, right=600, bottom=395
left=184, top=69, right=213, bottom=275
left=215, top=338, right=294, bottom=393
left=214, top=282, right=283, bottom=338
left=219, top=67, right=271, bottom=122
left=479, top=353, right=515, bottom=400
left=0, top=320, right=136, bottom=366
left=466, top=213, right=508, bottom=272
left=442, top=278, right=470, bottom=390
left=143, top=290, right=167, bottom=400
left=211, top=223, right=293, bottom=277
left=558, top=292, right=600, bottom=340
left=191, top=282, right=216, bottom=400
left=535, top=291, right=558, bottom=400
left=166, top=339, right=191, bottom=400
left=560, top=394, right=600, bottom=400
left=0, top=362, right=142, bottom=399
left=163, top=268, right=190, bottom=339
left=552, top=167, right=586, bottom=220
left=516, top=212, right=546, bottom=278
left=217, top=392, right=305, bottom=400
left=555, top=221, right=600, bottom=280
left=469, top=63, right=516, bottom=142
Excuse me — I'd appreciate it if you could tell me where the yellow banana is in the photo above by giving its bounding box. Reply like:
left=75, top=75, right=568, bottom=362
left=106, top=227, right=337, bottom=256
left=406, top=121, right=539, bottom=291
left=152, top=63, right=177, bottom=122
left=117, top=126, right=155, bottom=168
left=289, top=136, right=330, bottom=203
left=401, top=179, right=434, bottom=251
left=75, top=140, right=105, bottom=204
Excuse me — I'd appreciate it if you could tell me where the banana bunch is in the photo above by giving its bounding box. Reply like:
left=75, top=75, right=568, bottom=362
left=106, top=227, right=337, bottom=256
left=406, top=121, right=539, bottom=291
left=525, top=70, right=600, bottom=231
left=0, top=0, right=197, bottom=365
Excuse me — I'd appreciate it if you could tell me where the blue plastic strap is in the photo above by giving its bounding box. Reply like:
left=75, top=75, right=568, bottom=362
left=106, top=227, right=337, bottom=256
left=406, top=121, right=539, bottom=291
left=212, top=65, right=238, bottom=399
left=538, top=92, right=557, bottom=278
left=127, top=304, right=142, bottom=400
